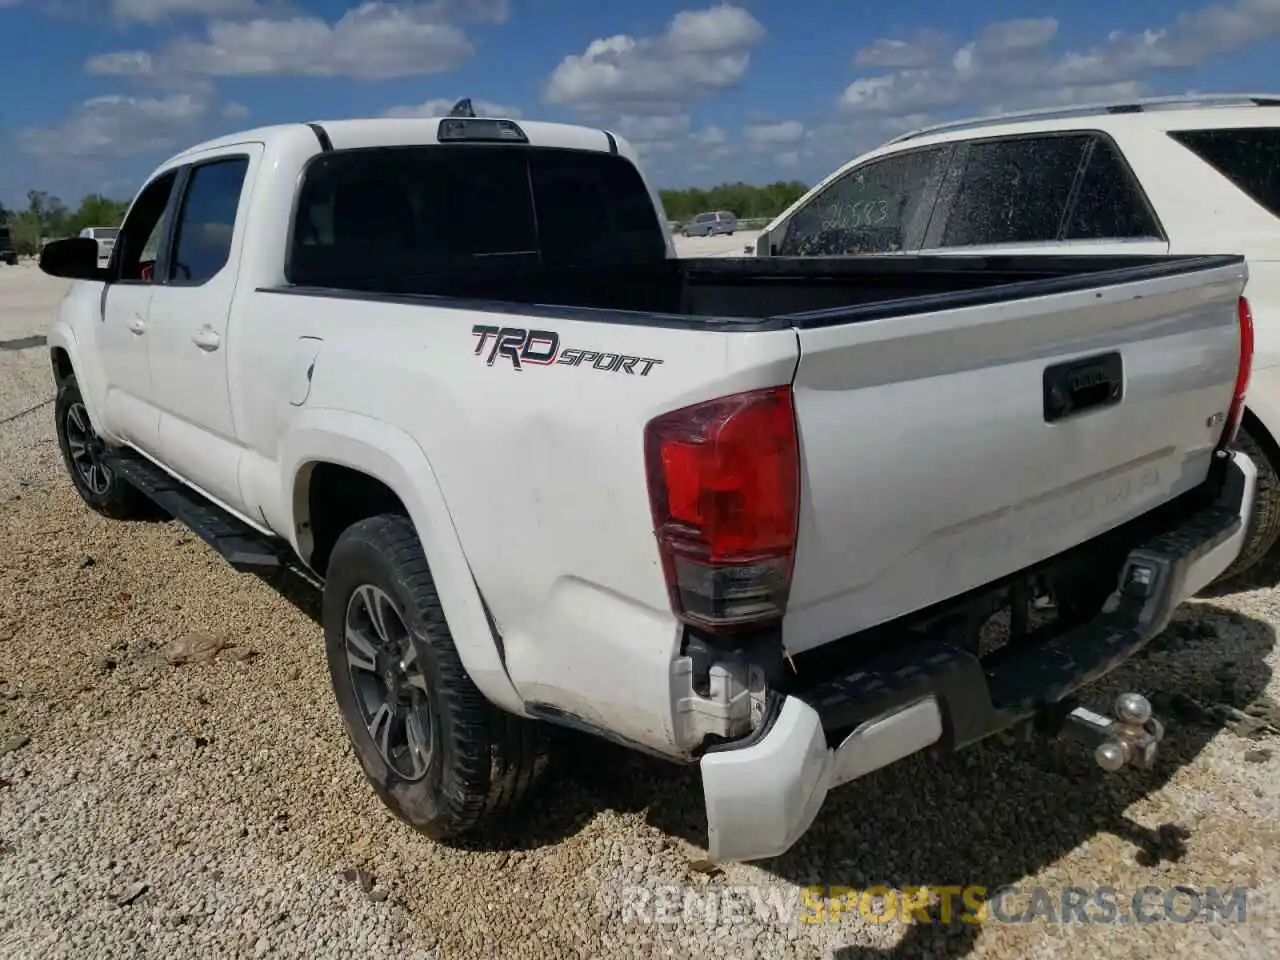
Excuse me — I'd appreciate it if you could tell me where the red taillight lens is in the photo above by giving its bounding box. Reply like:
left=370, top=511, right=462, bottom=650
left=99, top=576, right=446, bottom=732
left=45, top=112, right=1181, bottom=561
left=1218, top=295, right=1254, bottom=453
left=644, top=385, right=800, bottom=632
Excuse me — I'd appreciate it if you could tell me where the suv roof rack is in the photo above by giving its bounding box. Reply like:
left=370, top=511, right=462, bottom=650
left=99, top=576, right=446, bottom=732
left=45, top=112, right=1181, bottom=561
left=886, top=93, right=1280, bottom=145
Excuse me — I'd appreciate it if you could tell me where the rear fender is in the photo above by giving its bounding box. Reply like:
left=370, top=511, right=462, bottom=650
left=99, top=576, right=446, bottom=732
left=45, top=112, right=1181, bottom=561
left=280, top=409, right=525, bottom=715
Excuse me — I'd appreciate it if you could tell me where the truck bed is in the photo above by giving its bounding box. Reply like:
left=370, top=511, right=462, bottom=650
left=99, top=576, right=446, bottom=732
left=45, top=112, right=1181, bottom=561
left=267, top=252, right=1244, bottom=331
left=253, top=250, right=1248, bottom=660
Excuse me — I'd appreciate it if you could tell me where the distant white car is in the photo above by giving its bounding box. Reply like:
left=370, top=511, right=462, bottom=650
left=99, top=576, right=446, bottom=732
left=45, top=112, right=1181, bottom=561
left=78, top=226, right=118, bottom=260
left=755, top=92, right=1280, bottom=583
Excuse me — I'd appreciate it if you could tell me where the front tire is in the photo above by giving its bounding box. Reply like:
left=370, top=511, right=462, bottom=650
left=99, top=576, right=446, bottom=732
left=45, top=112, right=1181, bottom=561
left=1213, top=424, right=1280, bottom=584
left=54, top=376, right=152, bottom=520
left=322, top=514, right=547, bottom=840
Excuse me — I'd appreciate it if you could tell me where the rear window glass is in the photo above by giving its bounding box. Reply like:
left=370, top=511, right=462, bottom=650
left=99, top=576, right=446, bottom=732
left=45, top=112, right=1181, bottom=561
left=1170, top=127, right=1280, bottom=219
left=288, top=145, right=667, bottom=287
left=95, top=228, right=119, bottom=240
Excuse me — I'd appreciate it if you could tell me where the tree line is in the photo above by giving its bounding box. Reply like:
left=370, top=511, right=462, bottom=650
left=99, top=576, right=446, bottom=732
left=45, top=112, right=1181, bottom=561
left=1, top=191, right=131, bottom=256
left=658, top=180, right=810, bottom=223
left=1, top=179, right=815, bottom=256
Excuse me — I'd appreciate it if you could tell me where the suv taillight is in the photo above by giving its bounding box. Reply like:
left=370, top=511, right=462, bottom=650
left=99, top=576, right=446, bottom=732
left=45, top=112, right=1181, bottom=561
left=1217, top=295, right=1255, bottom=454
left=644, top=386, right=800, bottom=633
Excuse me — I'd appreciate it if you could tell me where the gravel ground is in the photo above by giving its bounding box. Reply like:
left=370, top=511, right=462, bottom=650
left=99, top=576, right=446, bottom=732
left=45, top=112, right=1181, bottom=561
left=3, top=264, right=1280, bottom=959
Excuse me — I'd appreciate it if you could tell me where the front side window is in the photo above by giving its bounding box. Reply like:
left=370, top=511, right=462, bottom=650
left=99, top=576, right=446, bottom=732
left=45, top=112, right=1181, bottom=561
left=774, top=146, right=950, bottom=256
left=114, top=170, right=179, bottom=283
left=929, top=134, right=1091, bottom=248
left=1170, top=126, right=1280, bottom=219
left=169, top=157, right=249, bottom=284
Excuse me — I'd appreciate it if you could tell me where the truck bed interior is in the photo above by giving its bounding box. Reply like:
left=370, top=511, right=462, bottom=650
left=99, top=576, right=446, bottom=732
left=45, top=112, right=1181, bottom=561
left=275, top=253, right=1241, bottom=331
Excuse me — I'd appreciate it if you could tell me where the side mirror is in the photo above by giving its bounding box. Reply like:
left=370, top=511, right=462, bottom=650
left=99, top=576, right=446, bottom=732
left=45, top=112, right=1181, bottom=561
left=39, top=237, right=106, bottom=281
left=751, top=230, right=771, bottom=257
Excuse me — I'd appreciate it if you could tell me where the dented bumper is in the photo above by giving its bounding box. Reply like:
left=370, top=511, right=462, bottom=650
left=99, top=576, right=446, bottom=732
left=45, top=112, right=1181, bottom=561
left=700, top=450, right=1256, bottom=863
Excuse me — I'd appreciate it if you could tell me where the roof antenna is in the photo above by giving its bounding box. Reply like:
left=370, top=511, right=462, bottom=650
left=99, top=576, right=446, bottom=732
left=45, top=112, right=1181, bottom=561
left=448, top=98, right=476, bottom=118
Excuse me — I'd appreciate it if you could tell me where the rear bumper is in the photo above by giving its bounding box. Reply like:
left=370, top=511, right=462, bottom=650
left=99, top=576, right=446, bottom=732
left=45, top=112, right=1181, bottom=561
left=700, top=450, right=1256, bottom=863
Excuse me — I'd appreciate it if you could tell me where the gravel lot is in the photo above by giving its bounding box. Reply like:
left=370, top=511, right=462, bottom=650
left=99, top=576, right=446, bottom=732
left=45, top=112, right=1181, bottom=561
left=3, top=260, right=1280, bottom=959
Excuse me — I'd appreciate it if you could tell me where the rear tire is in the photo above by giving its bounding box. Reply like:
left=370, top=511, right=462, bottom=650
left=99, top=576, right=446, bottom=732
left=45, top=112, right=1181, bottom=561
left=54, top=376, right=153, bottom=520
left=322, top=513, right=548, bottom=840
left=1213, top=424, right=1280, bottom=585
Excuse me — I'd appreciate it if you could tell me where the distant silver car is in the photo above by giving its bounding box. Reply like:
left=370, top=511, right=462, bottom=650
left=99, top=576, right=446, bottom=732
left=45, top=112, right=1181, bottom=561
left=681, top=211, right=737, bottom=237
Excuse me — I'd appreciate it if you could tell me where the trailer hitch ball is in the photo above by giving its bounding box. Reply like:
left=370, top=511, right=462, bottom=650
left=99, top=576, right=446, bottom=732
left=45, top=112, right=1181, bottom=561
left=1064, top=693, right=1164, bottom=772
left=1094, top=739, right=1129, bottom=772
left=1115, top=692, right=1153, bottom=726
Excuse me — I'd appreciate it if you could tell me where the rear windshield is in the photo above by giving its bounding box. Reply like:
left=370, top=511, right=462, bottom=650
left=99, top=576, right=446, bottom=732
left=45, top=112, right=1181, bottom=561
left=1170, top=127, right=1280, bottom=219
left=287, top=145, right=668, bottom=288
left=95, top=228, right=119, bottom=240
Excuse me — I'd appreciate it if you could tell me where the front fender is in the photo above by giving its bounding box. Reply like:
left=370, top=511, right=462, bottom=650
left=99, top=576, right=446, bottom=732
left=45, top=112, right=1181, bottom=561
left=279, top=408, right=525, bottom=716
left=46, top=288, right=119, bottom=442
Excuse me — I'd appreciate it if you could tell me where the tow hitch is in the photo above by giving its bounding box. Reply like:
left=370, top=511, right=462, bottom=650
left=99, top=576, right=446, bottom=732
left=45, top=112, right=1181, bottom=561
left=1062, top=693, right=1165, bottom=771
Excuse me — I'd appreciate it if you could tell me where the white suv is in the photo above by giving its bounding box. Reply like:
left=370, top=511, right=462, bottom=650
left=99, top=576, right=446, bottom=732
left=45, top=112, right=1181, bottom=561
left=757, top=93, right=1280, bottom=582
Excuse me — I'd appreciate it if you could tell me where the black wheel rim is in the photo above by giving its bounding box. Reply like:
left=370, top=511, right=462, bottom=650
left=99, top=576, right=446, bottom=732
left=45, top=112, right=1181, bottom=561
left=65, top=402, right=112, bottom=496
left=344, top=584, right=434, bottom=781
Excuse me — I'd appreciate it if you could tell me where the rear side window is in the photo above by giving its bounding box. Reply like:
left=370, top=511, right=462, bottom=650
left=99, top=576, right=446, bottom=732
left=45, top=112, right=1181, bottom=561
left=930, top=134, right=1091, bottom=248
left=775, top=146, right=950, bottom=256
left=1062, top=137, right=1162, bottom=241
left=1170, top=127, right=1280, bottom=219
left=288, top=146, right=667, bottom=286
left=170, top=157, right=249, bottom=284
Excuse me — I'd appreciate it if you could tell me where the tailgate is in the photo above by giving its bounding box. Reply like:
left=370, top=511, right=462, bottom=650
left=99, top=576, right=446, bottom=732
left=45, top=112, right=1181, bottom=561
left=782, top=257, right=1248, bottom=654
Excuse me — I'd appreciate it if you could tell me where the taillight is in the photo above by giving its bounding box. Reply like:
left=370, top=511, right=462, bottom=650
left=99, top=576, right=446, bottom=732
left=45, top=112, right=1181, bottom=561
left=1217, top=295, right=1254, bottom=453
left=644, top=385, right=800, bottom=632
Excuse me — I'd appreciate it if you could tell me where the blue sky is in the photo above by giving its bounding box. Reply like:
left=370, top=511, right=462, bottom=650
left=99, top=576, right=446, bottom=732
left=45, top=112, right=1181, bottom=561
left=1, top=0, right=1279, bottom=208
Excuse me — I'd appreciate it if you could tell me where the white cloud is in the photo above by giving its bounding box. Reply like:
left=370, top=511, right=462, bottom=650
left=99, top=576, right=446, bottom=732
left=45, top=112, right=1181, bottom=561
left=743, top=120, right=805, bottom=148
left=19, top=93, right=210, bottom=158
left=384, top=96, right=522, bottom=118
left=220, top=101, right=249, bottom=119
left=110, top=0, right=262, bottom=23
left=854, top=29, right=950, bottom=69
left=544, top=4, right=766, bottom=113
left=839, top=1, right=1280, bottom=118
left=86, top=51, right=155, bottom=77
left=88, top=1, right=504, bottom=83
left=694, top=125, right=727, bottom=146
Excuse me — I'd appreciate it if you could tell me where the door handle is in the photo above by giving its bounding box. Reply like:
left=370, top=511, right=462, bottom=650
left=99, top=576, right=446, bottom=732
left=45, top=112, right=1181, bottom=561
left=1043, top=352, right=1124, bottom=422
left=128, top=316, right=146, bottom=336
left=192, top=327, right=221, bottom=352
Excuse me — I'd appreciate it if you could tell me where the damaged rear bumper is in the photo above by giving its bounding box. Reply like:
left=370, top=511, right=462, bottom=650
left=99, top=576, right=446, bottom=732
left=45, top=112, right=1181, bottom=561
left=700, top=450, right=1256, bottom=863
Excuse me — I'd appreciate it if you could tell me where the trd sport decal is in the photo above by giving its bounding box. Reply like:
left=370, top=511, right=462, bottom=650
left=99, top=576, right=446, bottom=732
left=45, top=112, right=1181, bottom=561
left=471, top=325, right=663, bottom=376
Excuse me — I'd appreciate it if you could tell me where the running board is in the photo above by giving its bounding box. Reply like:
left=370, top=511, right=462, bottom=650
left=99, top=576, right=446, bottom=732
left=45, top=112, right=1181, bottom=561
left=105, top=450, right=289, bottom=574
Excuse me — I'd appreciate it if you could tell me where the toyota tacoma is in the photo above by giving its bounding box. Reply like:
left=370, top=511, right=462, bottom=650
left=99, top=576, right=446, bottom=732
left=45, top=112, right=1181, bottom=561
left=38, top=111, right=1257, bottom=862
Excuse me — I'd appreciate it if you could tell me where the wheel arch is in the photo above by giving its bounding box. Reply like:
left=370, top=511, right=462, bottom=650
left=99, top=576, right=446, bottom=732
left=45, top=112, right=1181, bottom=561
left=281, top=410, right=525, bottom=715
left=45, top=326, right=111, bottom=433
left=1242, top=405, right=1280, bottom=469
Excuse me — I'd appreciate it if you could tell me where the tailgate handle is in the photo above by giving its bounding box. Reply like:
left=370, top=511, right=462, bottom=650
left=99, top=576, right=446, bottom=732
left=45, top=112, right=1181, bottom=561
left=1044, top=352, right=1123, bottom=423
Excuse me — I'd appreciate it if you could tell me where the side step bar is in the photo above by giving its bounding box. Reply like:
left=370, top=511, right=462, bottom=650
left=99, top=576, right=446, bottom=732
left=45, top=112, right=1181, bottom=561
left=105, top=449, right=291, bottom=574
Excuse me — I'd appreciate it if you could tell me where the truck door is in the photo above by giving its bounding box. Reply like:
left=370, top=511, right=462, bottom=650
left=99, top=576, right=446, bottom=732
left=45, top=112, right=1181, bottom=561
left=95, top=168, right=181, bottom=453
left=144, top=147, right=259, bottom=514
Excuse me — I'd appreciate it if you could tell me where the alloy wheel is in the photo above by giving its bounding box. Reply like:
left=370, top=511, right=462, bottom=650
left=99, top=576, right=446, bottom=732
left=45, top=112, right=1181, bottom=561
left=344, top=584, right=435, bottom=781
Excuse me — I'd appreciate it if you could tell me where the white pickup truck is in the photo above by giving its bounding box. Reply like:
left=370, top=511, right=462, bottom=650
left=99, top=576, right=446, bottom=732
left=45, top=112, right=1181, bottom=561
left=40, top=112, right=1257, bottom=863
